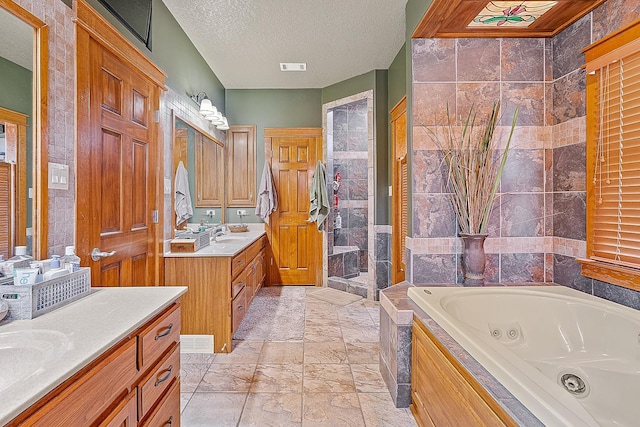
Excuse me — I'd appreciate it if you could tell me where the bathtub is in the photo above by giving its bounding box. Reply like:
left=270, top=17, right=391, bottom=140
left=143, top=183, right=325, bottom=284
left=407, top=286, right=640, bottom=427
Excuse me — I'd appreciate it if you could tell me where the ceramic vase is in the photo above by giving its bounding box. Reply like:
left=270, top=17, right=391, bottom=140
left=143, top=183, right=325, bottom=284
left=459, top=233, right=488, bottom=286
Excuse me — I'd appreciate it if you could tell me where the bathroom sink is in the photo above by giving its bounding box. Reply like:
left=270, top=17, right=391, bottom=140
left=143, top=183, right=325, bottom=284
left=214, top=235, right=249, bottom=242
left=0, top=329, right=70, bottom=392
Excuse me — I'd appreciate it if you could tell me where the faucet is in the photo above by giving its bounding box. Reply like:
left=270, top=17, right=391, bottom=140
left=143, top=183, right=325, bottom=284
left=212, top=225, right=226, bottom=241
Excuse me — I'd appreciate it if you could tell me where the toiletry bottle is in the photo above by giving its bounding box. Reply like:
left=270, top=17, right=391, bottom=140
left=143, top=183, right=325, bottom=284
left=2, top=246, right=32, bottom=277
left=335, top=212, right=342, bottom=229
left=50, top=255, right=61, bottom=269
left=62, top=246, right=81, bottom=272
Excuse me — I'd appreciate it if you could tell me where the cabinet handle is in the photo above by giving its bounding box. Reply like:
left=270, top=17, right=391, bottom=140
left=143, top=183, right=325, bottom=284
left=155, top=323, right=174, bottom=340
left=237, top=305, right=244, bottom=313
left=155, top=365, right=173, bottom=386
left=164, top=416, right=174, bottom=426
left=237, top=281, right=244, bottom=287
left=237, top=260, right=244, bottom=266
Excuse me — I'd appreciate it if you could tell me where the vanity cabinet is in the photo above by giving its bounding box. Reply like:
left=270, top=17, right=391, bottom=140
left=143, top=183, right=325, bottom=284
left=196, top=131, right=225, bottom=207
left=9, top=303, right=182, bottom=426
left=410, top=318, right=516, bottom=427
left=165, top=235, right=267, bottom=353
left=226, top=125, right=256, bottom=207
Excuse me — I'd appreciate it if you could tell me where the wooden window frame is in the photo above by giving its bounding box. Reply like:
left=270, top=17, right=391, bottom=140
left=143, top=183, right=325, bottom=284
left=581, top=19, right=640, bottom=291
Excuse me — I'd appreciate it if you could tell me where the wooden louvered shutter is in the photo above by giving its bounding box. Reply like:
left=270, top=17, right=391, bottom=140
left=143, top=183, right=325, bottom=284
left=0, top=162, right=12, bottom=258
left=400, top=156, right=408, bottom=268
left=582, top=21, right=640, bottom=290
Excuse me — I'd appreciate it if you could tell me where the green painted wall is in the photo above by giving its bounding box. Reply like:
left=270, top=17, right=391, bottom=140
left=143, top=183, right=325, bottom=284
left=84, top=0, right=225, bottom=110
left=375, top=70, right=390, bottom=224
left=0, top=57, right=33, bottom=228
left=225, top=89, right=322, bottom=223
left=388, top=43, right=407, bottom=111
left=322, top=72, right=376, bottom=105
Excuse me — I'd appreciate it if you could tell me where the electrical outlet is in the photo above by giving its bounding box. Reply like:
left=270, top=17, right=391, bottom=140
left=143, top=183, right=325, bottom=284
left=206, top=209, right=215, bottom=216
left=237, top=209, right=247, bottom=216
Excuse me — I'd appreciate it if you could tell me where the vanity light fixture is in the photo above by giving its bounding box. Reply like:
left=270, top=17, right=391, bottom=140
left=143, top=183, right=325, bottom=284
left=217, top=117, right=229, bottom=130
left=189, top=91, right=229, bottom=130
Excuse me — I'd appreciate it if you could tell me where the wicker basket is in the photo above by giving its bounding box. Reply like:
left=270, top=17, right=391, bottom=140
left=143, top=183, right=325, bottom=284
left=0, top=267, right=91, bottom=320
left=228, top=225, right=248, bottom=233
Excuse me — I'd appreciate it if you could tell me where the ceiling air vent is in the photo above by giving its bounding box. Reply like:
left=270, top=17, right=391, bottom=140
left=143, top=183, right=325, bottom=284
left=280, top=62, right=307, bottom=72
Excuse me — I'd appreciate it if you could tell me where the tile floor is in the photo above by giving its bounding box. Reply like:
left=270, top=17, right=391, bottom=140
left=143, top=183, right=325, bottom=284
left=180, top=286, right=417, bottom=426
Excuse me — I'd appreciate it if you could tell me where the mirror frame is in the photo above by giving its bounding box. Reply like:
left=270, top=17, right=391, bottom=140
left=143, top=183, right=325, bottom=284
left=0, top=0, right=48, bottom=260
left=172, top=110, right=226, bottom=234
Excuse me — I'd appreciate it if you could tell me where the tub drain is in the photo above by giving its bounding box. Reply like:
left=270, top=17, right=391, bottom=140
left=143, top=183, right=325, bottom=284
left=559, top=373, right=589, bottom=397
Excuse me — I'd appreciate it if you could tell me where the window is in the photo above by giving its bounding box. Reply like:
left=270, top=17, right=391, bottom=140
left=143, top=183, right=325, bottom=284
left=581, top=20, right=640, bottom=290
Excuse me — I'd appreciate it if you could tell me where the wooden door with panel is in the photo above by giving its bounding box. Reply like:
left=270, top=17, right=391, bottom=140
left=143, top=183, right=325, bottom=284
left=265, top=128, right=322, bottom=286
left=76, top=3, right=166, bottom=287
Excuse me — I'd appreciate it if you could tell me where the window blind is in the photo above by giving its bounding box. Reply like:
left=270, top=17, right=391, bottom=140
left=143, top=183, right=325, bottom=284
left=589, top=41, right=640, bottom=268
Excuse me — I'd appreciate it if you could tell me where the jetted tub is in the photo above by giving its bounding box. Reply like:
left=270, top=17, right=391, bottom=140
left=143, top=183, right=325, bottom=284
left=407, top=286, right=640, bottom=427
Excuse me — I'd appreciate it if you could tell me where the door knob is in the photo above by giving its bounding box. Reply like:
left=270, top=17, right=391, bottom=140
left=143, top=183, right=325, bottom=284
left=91, top=248, right=117, bottom=261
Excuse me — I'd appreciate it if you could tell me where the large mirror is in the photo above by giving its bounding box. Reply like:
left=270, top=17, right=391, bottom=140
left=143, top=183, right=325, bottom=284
left=172, top=113, right=225, bottom=232
left=0, top=2, right=48, bottom=260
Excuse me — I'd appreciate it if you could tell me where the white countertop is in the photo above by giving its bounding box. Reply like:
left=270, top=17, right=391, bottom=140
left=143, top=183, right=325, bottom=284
left=0, top=286, right=187, bottom=424
left=164, top=228, right=266, bottom=257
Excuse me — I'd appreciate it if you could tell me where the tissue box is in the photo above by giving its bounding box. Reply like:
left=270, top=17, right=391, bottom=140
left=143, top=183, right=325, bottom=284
left=0, top=267, right=91, bottom=320
left=170, top=229, right=211, bottom=253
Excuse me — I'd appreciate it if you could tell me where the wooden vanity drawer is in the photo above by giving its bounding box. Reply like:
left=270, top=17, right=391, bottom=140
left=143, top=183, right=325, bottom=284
left=245, top=238, right=262, bottom=262
left=24, top=338, right=137, bottom=426
left=138, top=304, right=181, bottom=372
left=140, top=377, right=180, bottom=427
left=232, top=286, right=248, bottom=333
left=231, top=252, right=247, bottom=278
left=138, top=342, right=180, bottom=420
left=232, top=270, right=247, bottom=299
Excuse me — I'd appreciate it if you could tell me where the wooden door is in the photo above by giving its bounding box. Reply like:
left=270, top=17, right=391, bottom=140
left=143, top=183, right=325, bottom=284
left=265, top=128, right=322, bottom=286
left=391, top=97, right=407, bottom=284
left=76, top=2, right=166, bottom=287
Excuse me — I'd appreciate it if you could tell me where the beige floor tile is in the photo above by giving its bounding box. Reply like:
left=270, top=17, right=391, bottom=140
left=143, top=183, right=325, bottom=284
left=350, top=364, right=388, bottom=393
left=197, top=363, right=256, bottom=392
left=251, top=363, right=303, bottom=393
left=302, top=392, right=365, bottom=427
left=304, top=341, right=348, bottom=363
left=358, top=393, right=418, bottom=427
left=180, top=363, right=210, bottom=393
left=346, top=342, right=380, bottom=364
left=180, top=392, right=193, bottom=413
left=215, top=340, right=264, bottom=364
left=305, top=317, right=341, bottom=328
left=304, top=325, right=344, bottom=342
left=180, top=352, right=216, bottom=364
left=181, top=392, right=247, bottom=427
left=303, top=364, right=355, bottom=392
left=341, top=325, right=379, bottom=343
left=239, top=393, right=303, bottom=426
left=259, top=341, right=304, bottom=364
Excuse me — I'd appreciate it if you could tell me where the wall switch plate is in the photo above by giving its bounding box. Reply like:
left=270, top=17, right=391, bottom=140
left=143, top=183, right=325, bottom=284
left=237, top=209, right=247, bottom=216
left=164, top=178, right=171, bottom=195
left=48, top=162, right=69, bottom=190
left=206, top=209, right=215, bottom=216
left=389, top=186, right=392, bottom=197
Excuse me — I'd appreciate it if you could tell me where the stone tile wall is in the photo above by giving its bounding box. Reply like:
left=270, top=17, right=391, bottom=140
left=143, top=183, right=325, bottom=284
left=411, top=37, right=550, bottom=284
left=329, top=99, right=369, bottom=272
left=15, top=0, right=76, bottom=257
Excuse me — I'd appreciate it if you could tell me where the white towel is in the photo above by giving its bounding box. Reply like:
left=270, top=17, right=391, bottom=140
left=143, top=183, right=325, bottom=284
left=174, top=161, right=193, bottom=226
left=255, top=162, right=278, bottom=223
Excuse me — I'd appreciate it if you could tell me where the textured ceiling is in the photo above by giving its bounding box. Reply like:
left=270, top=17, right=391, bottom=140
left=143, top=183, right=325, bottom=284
left=162, top=0, right=408, bottom=89
left=0, top=7, right=33, bottom=71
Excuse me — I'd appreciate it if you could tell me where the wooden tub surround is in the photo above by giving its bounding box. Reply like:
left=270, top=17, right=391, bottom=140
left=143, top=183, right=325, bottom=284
left=379, top=284, right=542, bottom=426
